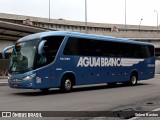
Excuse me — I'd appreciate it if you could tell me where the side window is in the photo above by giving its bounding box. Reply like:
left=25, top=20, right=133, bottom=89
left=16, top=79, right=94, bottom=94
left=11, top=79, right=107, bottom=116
left=141, top=45, right=154, bottom=58
left=63, top=37, right=79, bottom=55
left=43, top=36, right=64, bottom=63
left=36, top=36, right=64, bottom=68
left=148, top=46, right=154, bottom=57
left=64, top=37, right=122, bottom=57
left=64, top=37, right=92, bottom=56
left=64, top=37, right=154, bottom=58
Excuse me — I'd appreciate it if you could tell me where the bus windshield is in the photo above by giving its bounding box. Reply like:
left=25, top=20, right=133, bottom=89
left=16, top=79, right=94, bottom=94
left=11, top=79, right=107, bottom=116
left=9, top=40, right=39, bottom=74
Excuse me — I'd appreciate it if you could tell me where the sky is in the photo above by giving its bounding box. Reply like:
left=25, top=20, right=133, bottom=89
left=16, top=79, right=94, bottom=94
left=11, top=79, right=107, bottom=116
left=0, top=0, right=160, bottom=26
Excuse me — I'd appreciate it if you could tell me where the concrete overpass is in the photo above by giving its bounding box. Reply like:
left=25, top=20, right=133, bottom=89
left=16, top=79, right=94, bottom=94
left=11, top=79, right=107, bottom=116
left=0, top=13, right=160, bottom=74
left=0, top=13, right=160, bottom=55
left=0, top=20, right=48, bottom=75
left=0, top=20, right=48, bottom=54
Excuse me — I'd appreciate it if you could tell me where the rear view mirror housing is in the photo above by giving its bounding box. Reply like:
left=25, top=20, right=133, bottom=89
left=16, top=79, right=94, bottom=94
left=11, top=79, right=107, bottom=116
left=2, top=45, right=14, bottom=59
left=38, top=40, right=47, bottom=55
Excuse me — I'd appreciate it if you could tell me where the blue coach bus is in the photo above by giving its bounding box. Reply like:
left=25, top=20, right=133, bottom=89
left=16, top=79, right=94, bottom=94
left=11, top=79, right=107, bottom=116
left=2, top=31, right=155, bottom=92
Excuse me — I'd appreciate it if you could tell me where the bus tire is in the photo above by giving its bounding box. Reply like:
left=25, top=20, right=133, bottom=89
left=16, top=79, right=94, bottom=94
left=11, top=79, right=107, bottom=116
left=128, top=73, right=138, bottom=86
left=60, top=76, right=73, bottom=93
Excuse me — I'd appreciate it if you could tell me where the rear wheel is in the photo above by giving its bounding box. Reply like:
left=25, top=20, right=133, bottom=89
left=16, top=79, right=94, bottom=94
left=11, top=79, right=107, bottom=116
left=128, top=73, right=138, bottom=85
left=60, top=76, right=73, bottom=93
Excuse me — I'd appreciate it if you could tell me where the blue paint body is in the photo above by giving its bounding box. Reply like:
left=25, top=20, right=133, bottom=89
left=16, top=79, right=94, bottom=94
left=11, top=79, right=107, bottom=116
left=6, top=31, right=155, bottom=89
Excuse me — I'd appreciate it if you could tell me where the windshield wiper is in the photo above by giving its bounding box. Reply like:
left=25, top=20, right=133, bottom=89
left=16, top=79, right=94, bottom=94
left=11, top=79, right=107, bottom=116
left=9, top=67, right=33, bottom=74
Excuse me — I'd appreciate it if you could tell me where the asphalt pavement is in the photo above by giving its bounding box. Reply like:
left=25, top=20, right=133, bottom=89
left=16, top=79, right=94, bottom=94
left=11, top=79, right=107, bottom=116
left=1, top=75, right=160, bottom=120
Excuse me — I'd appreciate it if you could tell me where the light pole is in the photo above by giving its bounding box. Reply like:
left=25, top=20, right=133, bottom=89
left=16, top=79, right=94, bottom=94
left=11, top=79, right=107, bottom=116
left=49, top=0, right=51, bottom=22
left=154, top=10, right=158, bottom=32
left=125, top=0, right=126, bottom=30
left=139, top=18, right=143, bottom=31
left=85, top=0, right=88, bottom=33
left=124, top=0, right=127, bottom=38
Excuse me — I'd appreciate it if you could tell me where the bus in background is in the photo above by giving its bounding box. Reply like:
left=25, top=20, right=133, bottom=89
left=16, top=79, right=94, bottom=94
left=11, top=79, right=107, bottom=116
left=2, top=31, right=155, bottom=93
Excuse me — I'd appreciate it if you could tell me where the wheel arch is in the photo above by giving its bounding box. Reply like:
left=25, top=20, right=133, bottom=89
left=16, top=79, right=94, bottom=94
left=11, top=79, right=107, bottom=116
left=61, top=72, right=76, bottom=86
left=130, top=70, right=138, bottom=80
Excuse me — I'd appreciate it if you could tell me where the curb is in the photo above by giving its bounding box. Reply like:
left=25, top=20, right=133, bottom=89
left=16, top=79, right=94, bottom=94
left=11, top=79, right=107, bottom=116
left=0, top=76, right=7, bottom=79
left=0, top=83, right=8, bottom=86
left=0, top=76, right=8, bottom=86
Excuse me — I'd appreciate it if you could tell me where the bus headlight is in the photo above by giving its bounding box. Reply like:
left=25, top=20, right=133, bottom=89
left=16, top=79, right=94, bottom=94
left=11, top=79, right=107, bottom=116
left=23, top=73, right=36, bottom=81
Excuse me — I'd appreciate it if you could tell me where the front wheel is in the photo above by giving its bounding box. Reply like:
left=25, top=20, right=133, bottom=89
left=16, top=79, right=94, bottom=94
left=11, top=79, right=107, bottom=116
left=60, top=76, right=73, bottom=93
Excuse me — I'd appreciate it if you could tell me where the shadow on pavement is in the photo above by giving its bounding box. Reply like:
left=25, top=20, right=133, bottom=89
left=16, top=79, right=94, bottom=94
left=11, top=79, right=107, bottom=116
left=12, top=82, right=149, bottom=96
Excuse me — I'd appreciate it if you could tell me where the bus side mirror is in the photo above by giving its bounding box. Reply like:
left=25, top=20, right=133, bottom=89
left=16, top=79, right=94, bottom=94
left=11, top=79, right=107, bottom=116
left=38, top=40, right=46, bottom=55
left=2, top=45, right=14, bottom=59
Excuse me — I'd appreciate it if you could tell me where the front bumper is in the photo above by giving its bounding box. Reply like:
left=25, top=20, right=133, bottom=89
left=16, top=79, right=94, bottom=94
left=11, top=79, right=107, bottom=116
left=8, top=78, right=35, bottom=89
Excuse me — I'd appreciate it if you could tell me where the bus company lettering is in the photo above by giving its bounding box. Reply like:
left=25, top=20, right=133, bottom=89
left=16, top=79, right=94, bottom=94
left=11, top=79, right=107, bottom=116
left=77, top=57, right=122, bottom=67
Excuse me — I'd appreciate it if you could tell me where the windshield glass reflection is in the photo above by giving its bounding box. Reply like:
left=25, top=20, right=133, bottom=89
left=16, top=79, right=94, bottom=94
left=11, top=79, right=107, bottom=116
left=9, top=40, right=38, bottom=74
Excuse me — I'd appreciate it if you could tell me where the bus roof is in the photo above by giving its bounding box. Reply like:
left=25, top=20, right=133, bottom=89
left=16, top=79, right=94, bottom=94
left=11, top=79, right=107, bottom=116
left=18, top=31, right=154, bottom=46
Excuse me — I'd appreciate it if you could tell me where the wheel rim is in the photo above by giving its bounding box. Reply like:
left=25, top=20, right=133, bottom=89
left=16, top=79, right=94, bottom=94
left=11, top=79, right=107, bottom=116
left=131, top=76, right=137, bottom=85
left=65, top=79, right=72, bottom=90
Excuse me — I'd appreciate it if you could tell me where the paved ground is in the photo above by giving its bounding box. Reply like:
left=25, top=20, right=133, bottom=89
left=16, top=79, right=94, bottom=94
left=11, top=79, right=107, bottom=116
left=0, top=75, right=160, bottom=120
